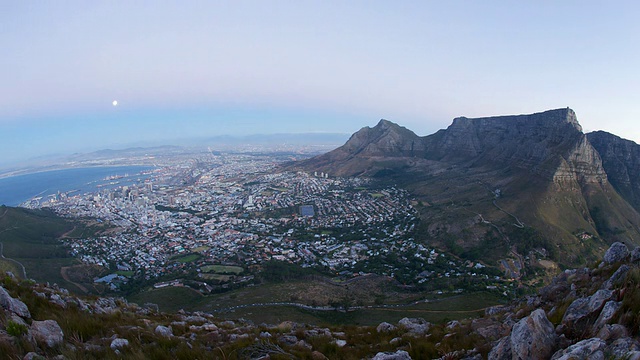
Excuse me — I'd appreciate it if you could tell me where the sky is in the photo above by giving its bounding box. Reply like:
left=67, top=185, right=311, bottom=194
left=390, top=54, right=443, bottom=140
left=1, top=1, right=639, bottom=166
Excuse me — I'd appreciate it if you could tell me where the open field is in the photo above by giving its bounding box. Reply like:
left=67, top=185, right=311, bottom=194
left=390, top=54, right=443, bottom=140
left=171, top=254, right=201, bottom=263
left=200, top=264, right=243, bottom=274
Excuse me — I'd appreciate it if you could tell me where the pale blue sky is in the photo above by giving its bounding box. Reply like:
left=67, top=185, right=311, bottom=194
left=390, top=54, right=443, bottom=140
left=1, top=1, right=639, bottom=165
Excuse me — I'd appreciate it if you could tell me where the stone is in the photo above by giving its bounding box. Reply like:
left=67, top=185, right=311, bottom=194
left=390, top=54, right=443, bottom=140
left=334, top=339, right=347, bottom=347
left=597, top=324, right=628, bottom=341
left=631, top=247, right=640, bottom=263
left=49, top=294, right=66, bottom=308
left=604, top=242, right=629, bottom=264
left=551, top=338, right=606, bottom=360
left=593, top=300, right=622, bottom=334
left=30, top=320, right=64, bottom=348
left=398, top=317, right=431, bottom=336
left=510, top=309, right=557, bottom=360
left=376, top=322, right=397, bottom=333
left=472, top=317, right=509, bottom=341
left=601, top=264, right=630, bottom=290
left=155, top=325, right=173, bottom=337
left=562, top=289, right=613, bottom=334
left=202, top=323, right=218, bottom=331
left=607, top=337, right=640, bottom=359
left=278, top=334, right=298, bottom=346
left=0, top=286, right=31, bottom=318
left=488, top=336, right=511, bottom=360
left=372, top=350, right=412, bottom=360
left=446, top=320, right=460, bottom=330
left=219, top=320, right=236, bottom=328
left=110, top=338, right=129, bottom=350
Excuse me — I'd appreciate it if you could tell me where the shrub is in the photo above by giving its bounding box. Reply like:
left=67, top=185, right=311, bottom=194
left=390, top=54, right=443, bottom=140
left=5, top=320, right=28, bottom=337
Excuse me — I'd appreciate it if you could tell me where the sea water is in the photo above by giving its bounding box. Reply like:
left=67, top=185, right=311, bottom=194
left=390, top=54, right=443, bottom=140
left=0, top=166, right=155, bottom=206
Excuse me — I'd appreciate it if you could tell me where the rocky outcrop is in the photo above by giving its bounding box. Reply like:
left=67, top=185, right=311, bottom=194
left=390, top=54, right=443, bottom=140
left=561, top=289, right=614, bottom=337
left=423, top=108, right=607, bottom=184
left=588, top=131, right=640, bottom=212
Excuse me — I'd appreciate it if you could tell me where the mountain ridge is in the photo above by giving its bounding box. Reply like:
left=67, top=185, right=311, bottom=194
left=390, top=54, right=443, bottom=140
left=293, top=108, right=640, bottom=269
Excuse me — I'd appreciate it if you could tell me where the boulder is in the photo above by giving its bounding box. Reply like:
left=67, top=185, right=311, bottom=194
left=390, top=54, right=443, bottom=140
left=510, top=309, right=557, bottom=360
left=398, top=317, right=431, bottom=336
left=376, top=322, right=397, bottom=333
left=155, top=325, right=173, bottom=337
left=278, top=334, right=298, bottom=346
left=631, top=247, right=640, bottom=263
left=601, top=264, right=630, bottom=290
left=551, top=338, right=606, bottom=360
left=30, top=320, right=64, bottom=348
left=472, top=317, right=509, bottom=341
left=110, top=338, right=129, bottom=350
left=488, top=336, right=511, bottom=360
left=607, top=337, right=640, bottom=359
left=372, top=350, right=412, bottom=360
left=593, top=300, right=622, bottom=334
left=562, top=289, right=613, bottom=334
left=0, top=286, right=31, bottom=318
left=604, top=242, right=629, bottom=264
left=597, top=324, right=628, bottom=341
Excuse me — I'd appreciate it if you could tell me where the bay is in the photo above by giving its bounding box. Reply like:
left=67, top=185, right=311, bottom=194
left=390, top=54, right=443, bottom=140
left=0, top=166, right=155, bottom=207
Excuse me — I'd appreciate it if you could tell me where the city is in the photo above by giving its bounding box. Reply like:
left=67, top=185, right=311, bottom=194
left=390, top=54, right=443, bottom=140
left=23, top=151, right=505, bottom=296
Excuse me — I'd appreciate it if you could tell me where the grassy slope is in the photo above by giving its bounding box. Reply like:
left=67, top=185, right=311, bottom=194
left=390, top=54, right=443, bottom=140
left=0, top=206, right=87, bottom=291
left=127, top=278, right=506, bottom=326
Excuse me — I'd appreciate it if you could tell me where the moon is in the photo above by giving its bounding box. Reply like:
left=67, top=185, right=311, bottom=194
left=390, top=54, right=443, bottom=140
left=112, top=100, right=118, bottom=106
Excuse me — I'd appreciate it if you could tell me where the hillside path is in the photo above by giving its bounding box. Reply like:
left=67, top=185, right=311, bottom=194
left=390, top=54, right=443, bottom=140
left=0, top=242, right=27, bottom=278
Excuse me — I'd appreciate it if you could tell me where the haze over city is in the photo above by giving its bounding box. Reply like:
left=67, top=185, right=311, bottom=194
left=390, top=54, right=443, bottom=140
left=2, top=1, right=639, bottom=165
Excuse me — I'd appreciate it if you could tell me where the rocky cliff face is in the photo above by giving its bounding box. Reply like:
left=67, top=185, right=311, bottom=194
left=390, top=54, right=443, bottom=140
left=588, top=131, right=640, bottom=212
left=423, top=108, right=607, bottom=184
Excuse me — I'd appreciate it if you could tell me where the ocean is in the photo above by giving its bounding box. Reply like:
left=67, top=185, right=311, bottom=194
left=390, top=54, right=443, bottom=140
left=0, top=166, right=155, bottom=207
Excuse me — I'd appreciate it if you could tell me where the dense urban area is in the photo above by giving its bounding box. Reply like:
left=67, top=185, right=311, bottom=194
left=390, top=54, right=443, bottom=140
left=22, top=151, right=506, bottom=296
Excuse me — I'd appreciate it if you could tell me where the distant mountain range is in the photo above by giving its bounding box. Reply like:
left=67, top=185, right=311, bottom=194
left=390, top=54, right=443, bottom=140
left=293, top=108, right=640, bottom=268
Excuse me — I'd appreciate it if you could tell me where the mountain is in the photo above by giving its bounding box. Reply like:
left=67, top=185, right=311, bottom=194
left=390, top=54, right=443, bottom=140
left=294, top=108, right=640, bottom=269
left=588, top=131, right=640, bottom=213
